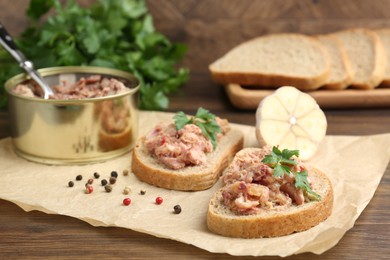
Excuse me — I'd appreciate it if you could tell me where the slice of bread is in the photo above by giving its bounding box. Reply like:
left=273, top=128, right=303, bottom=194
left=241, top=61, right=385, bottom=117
left=316, top=34, right=353, bottom=90
left=209, top=33, right=330, bottom=91
left=131, top=128, right=244, bottom=191
left=332, top=28, right=386, bottom=89
left=207, top=148, right=334, bottom=238
left=375, top=28, right=390, bottom=87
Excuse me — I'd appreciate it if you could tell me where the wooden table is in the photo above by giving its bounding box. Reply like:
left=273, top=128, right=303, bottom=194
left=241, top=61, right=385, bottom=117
left=1, top=0, right=390, bottom=259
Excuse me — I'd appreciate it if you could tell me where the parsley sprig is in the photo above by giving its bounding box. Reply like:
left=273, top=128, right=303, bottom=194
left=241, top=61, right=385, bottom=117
left=174, top=107, right=222, bottom=149
left=262, top=146, right=321, bottom=200
left=0, top=0, right=189, bottom=110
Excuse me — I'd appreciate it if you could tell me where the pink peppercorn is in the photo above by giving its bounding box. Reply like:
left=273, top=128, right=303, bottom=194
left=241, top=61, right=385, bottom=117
left=123, top=198, right=131, bottom=206
left=155, top=196, right=163, bottom=205
left=85, top=185, right=93, bottom=194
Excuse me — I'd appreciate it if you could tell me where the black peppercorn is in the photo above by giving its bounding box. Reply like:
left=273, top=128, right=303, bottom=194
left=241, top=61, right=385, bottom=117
left=87, top=178, right=94, bottom=184
left=109, top=176, right=116, bottom=184
left=93, top=172, right=100, bottom=179
left=105, top=185, right=112, bottom=192
left=111, top=171, right=118, bottom=178
left=101, top=179, right=108, bottom=186
left=173, top=205, right=182, bottom=214
left=76, top=175, right=82, bottom=181
left=68, top=181, right=74, bottom=187
left=140, top=189, right=146, bottom=195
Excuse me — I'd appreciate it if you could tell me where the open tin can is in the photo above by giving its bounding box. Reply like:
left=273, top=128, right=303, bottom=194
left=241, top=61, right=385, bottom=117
left=5, top=66, right=140, bottom=165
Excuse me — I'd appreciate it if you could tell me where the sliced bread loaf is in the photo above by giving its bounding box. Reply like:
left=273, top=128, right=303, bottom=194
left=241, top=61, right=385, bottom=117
left=316, top=34, right=353, bottom=90
left=209, top=33, right=330, bottom=91
left=131, top=128, right=244, bottom=191
left=375, top=28, right=390, bottom=87
left=332, top=28, right=386, bottom=89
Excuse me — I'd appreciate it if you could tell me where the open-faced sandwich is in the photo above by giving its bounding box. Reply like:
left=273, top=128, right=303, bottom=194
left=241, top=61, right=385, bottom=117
left=207, top=146, right=333, bottom=238
left=131, top=108, right=244, bottom=191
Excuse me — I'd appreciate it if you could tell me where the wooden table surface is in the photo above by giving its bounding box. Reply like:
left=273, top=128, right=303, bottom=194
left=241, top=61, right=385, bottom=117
left=1, top=0, right=390, bottom=259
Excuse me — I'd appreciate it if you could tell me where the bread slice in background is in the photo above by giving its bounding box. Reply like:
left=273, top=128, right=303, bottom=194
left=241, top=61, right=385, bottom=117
left=207, top=163, right=334, bottom=238
left=375, top=28, right=390, bottom=87
left=316, top=34, right=353, bottom=90
left=332, top=28, right=386, bottom=89
left=131, top=128, right=244, bottom=191
left=209, top=33, right=330, bottom=91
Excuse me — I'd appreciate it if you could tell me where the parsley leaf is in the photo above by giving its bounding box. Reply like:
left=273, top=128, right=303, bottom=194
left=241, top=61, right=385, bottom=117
left=295, top=170, right=321, bottom=200
left=173, top=111, right=192, bottom=130
left=0, top=0, right=189, bottom=110
left=261, top=146, right=321, bottom=201
left=173, top=107, right=222, bottom=149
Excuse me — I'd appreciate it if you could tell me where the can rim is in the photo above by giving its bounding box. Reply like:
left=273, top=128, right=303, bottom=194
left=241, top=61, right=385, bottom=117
left=4, top=66, right=140, bottom=103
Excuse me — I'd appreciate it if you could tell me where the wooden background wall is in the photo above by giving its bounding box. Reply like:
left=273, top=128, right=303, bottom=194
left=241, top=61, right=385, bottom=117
left=2, top=0, right=390, bottom=76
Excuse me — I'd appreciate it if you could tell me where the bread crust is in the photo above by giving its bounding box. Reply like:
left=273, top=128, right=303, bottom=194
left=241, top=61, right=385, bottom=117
left=131, top=128, right=244, bottom=191
left=376, top=28, right=390, bottom=87
left=210, top=70, right=330, bottom=91
left=207, top=167, right=333, bottom=238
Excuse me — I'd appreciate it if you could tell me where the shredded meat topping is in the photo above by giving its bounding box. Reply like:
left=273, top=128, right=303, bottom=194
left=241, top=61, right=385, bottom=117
left=144, top=118, right=230, bottom=170
left=221, top=147, right=310, bottom=215
left=13, top=75, right=129, bottom=99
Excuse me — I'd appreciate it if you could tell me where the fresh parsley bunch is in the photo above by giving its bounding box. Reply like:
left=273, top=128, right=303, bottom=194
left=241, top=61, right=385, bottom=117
left=262, top=146, right=321, bottom=200
left=0, top=0, right=189, bottom=110
left=174, top=107, right=222, bottom=149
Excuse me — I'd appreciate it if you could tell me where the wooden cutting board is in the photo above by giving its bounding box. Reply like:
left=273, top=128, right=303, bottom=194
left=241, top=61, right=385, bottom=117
left=225, top=84, right=390, bottom=109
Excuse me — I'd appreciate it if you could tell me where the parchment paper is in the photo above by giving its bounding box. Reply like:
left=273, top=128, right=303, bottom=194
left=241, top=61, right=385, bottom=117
left=0, top=111, right=389, bottom=257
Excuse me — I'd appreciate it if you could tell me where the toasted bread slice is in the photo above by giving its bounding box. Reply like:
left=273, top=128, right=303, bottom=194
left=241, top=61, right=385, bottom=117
left=332, top=28, right=386, bottom=89
left=375, top=28, right=390, bottom=87
left=316, top=34, right=353, bottom=90
left=209, top=33, right=330, bottom=91
left=207, top=148, right=333, bottom=238
left=131, top=128, right=244, bottom=191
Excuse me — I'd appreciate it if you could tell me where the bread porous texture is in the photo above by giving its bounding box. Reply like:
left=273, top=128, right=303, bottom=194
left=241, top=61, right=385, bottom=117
left=209, top=33, right=330, bottom=90
left=333, top=28, right=386, bottom=89
left=316, top=34, right=353, bottom=90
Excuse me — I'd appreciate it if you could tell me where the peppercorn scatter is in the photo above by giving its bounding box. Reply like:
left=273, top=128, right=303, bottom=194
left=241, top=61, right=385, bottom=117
left=85, top=185, right=93, bottom=194
left=123, top=186, right=131, bottom=195
left=155, top=196, right=163, bottom=205
left=66, top=171, right=185, bottom=215
left=105, top=185, right=113, bottom=192
left=173, top=205, right=182, bottom=214
left=109, top=176, right=117, bottom=184
left=123, top=197, right=131, bottom=206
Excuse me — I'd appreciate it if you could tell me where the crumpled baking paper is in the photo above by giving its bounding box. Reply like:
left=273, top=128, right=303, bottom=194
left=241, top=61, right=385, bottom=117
left=0, top=111, right=389, bottom=257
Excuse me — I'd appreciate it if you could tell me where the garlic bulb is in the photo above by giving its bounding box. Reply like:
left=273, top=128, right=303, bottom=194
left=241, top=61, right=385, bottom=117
left=255, top=86, right=327, bottom=160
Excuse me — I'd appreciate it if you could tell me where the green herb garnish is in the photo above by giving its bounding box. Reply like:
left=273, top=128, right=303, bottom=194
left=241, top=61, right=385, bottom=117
left=174, top=107, right=222, bottom=149
left=262, top=146, right=321, bottom=200
left=0, top=0, right=189, bottom=110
